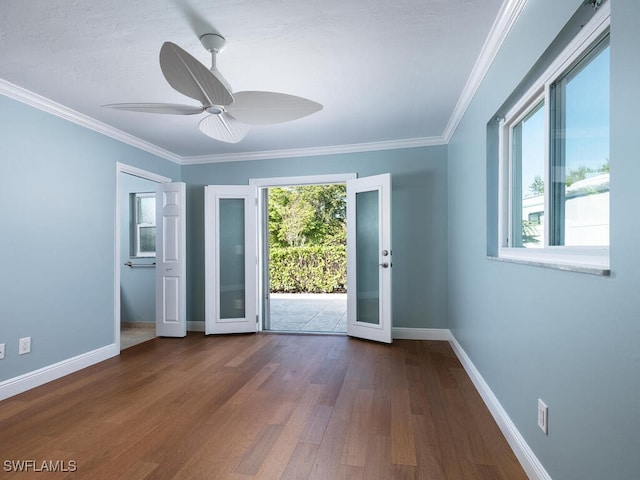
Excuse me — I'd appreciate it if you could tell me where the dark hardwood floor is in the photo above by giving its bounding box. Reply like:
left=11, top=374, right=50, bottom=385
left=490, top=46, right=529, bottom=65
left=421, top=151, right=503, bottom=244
left=0, top=333, right=528, bottom=479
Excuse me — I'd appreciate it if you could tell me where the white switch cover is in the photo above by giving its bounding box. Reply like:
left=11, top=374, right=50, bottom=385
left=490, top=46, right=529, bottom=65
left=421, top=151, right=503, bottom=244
left=18, top=337, right=31, bottom=355
left=538, top=399, right=548, bottom=434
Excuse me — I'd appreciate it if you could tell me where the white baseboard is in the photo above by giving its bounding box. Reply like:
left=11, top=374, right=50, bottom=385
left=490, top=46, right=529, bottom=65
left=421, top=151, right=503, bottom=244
left=0, top=344, right=119, bottom=402
left=448, top=334, right=552, bottom=480
left=187, top=321, right=205, bottom=332
left=392, top=327, right=452, bottom=341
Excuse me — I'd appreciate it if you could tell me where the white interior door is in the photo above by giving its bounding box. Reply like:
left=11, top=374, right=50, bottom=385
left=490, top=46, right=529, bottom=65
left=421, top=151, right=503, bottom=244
left=205, top=185, right=258, bottom=334
left=346, top=173, right=392, bottom=343
left=155, top=182, right=187, bottom=337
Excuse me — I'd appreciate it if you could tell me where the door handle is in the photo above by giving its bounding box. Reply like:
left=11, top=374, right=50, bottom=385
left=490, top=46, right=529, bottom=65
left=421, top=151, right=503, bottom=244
left=379, top=262, right=389, bottom=268
left=382, top=249, right=389, bottom=256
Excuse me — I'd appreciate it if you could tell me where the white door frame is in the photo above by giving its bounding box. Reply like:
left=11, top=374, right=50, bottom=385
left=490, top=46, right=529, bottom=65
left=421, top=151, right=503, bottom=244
left=249, top=173, right=356, bottom=331
left=114, top=162, right=171, bottom=351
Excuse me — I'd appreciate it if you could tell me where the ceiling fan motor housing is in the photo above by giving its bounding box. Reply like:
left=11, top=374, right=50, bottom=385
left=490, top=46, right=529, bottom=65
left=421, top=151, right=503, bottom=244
left=200, top=33, right=226, bottom=53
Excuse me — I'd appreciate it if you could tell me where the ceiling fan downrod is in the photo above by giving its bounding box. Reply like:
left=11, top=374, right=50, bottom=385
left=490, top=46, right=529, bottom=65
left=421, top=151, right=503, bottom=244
left=200, top=33, right=232, bottom=92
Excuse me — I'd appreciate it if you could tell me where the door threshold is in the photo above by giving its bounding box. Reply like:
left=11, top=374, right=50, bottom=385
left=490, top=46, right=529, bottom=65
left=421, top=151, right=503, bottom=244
left=262, top=330, right=347, bottom=337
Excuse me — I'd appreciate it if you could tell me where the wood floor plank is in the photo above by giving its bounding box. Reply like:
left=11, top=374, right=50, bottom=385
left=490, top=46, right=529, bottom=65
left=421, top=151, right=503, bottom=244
left=335, top=464, right=365, bottom=479
left=391, top=388, right=418, bottom=466
left=254, top=383, right=324, bottom=479
left=340, top=387, right=374, bottom=467
left=0, top=333, right=529, bottom=480
left=363, top=434, right=393, bottom=480
left=299, top=404, right=333, bottom=445
left=118, top=461, right=160, bottom=480
left=412, top=413, right=447, bottom=479
left=224, top=333, right=279, bottom=368
left=280, top=443, right=320, bottom=480
left=234, top=424, right=284, bottom=475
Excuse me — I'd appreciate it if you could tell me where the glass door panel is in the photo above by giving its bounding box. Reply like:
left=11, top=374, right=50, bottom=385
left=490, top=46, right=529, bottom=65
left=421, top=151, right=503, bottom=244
left=355, top=190, right=380, bottom=325
left=219, top=198, right=246, bottom=319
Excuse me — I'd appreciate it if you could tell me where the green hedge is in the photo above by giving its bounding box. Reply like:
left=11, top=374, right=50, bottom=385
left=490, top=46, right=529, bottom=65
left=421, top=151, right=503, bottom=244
left=270, top=245, right=346, bottom=293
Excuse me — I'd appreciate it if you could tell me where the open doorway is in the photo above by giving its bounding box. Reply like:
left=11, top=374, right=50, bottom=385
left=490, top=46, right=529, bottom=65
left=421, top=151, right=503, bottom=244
left=206, top=172, right=392, bottom=343
left=115, top=163, right=172, bottom=351
left=262, top=182, right=348, bottom=334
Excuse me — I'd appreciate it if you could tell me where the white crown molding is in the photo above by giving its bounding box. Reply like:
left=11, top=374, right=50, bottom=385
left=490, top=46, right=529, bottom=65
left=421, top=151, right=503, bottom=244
left=181, top=136, right=446, bottom=165
left=0, top=79, right=183, bottom=164
left=442, top=0, right=529, bottom=142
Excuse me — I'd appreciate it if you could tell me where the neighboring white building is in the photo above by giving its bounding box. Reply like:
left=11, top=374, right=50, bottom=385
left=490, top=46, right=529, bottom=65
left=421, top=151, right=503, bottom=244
left=522, top=173, right=609, bottom=247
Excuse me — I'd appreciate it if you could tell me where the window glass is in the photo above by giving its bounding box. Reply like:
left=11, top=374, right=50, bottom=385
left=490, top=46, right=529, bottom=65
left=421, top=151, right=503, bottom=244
left=132, top=192, right=156, bottom=257
left=139, top=226, right=156, bottom=254
left=551, top=40, right=610, bottom=246
left=138, top=195, right=155, bottom=225
left=512, top=102, right=545, bottom=248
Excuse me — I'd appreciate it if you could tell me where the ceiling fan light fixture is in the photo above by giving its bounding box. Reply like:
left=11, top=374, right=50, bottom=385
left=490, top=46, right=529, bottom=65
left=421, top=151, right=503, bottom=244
left=206, top=105, right=225, bottom=115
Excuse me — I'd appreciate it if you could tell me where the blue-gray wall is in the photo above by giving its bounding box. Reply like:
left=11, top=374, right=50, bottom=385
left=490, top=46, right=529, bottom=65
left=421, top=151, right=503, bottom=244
left=181, top=146, right=449, bottom=330
left=447, top=1, right=640, bottom=479
left=119, top=173, right=158, bottom=324
left=0, top=94, right=179, bottom=382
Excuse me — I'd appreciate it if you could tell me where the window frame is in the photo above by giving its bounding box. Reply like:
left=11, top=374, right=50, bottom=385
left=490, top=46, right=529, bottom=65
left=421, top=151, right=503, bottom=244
left=131, top=192, right=157, bottom=258
left=497, top=4, right=610, bottom=272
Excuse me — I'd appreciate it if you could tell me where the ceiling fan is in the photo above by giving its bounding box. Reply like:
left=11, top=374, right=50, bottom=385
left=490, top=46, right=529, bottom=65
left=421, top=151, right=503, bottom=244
left=103, top=34, right=322, bottom=143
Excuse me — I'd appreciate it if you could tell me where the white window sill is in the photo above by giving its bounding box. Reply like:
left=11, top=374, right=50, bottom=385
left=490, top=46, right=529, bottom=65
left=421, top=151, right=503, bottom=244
left=490, top=249, right=610, bottom=276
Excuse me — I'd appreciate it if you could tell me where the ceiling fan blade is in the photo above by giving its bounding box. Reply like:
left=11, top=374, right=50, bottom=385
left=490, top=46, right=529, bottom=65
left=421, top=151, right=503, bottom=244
left=226, top=91, right=322, bottom=125
left=198, top=112, right=250, bottom=143
left=160, top=42, right=234, bottom=107
left=102, top=103, right=205, bottom=115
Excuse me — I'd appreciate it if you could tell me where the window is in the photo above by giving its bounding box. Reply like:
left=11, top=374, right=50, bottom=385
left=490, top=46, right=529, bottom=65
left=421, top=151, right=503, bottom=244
left=131, top=192, right=156, bottom=257
left=498, top=7, right=610, bottom=271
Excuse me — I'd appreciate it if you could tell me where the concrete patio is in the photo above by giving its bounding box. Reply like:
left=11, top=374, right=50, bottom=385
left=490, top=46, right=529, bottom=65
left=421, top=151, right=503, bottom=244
left=267, top=293, right=347, bottom=333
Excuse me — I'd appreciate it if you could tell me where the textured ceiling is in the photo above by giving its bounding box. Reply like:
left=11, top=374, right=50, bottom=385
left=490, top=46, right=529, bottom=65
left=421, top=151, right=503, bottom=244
left=0, top=0, right=505, bottom=160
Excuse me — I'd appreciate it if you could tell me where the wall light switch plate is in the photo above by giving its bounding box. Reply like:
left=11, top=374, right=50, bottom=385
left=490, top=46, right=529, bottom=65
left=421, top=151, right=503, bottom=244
left=0, top=343, right=4, bottom=359
left=18, top=337, right=31, bottom=355
left=538, top=398, right=549, bottom=434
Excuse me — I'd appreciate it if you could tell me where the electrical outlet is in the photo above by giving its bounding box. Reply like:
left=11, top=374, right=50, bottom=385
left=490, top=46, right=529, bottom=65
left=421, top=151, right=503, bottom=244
left=0, top=343, right=5, bottom=360
left=538, top=399, right=548, bottom=434
left=18, top=337, right=31, bottom=355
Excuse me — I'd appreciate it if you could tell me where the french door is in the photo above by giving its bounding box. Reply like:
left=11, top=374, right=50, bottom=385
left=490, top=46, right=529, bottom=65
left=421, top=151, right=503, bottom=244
left=204, top=174, right=392, bottom=343
left=204, top=186, right=258, bottom=334
left=155, top=182, right=187, bottom=337
left=346, top=173, right=392, bottom=343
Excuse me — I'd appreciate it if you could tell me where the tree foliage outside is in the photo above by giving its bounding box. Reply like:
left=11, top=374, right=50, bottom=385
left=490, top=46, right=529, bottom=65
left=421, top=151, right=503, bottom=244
left=528, top=175, right=545, bottom=196
left=270, top=245, right=346, bottom=293
left=521, top=219, right=540, bottom=245
left=527, top=159, right=609, bottom=195
left=268, top=184, right=347, bottom=293
left=269, top=184, right=346, bottom=247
